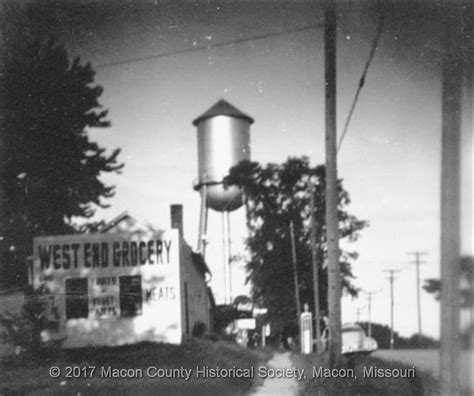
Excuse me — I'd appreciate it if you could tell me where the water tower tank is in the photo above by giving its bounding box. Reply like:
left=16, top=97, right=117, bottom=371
left=193, top=100, right=253, bottom=212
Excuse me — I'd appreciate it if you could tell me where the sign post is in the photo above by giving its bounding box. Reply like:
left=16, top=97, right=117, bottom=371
left=300, top=303, right=313, bottom=354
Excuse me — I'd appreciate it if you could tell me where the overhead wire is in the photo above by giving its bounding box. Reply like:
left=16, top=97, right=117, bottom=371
left=337, top=15, right=386, bottom=152
left=96, top=23, right=323, bottom=69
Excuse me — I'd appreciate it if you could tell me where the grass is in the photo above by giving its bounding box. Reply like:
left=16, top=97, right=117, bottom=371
left=0, top=339, right=271, bottom=395
left=292, top=352, right=441, bottom=396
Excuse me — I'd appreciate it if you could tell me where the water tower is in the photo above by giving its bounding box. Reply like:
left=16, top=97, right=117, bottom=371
left=193, top=99, right=253, bottom=304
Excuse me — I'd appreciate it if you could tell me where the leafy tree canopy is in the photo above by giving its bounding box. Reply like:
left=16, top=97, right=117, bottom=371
left=0, top=4, right=123, bottom=285
left=224, top=157, right=368, bottom=330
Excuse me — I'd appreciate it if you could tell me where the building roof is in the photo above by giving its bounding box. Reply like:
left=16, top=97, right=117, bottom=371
left=99, top=211, right=159, bottom=234
left=101, top=211, right=212, bottom=281
left=192, top=99, right=254, bottom=126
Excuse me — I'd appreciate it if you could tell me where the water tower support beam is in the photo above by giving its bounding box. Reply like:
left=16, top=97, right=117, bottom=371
left=202, top=206, right=209, bottom=258
left=226, top=211, right=233, bottom=303
left=197, top=184, right=209, bottom=257
left=221, top=212, right=229, bottom=304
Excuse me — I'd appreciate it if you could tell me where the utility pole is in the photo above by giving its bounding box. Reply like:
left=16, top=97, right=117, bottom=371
left=439, top=4, right=467, bottom=393
left=310, top=184, right=322, bottom=351
left=0, top=1, right=7, bottom=288
left=324, top=0, right=342, bottom=369
left=289, top=221, right=302, bottom=319
left=408, top=251, right=427, bottom=341
left=363, top=290, right=381, bottom=338
left=355, top=306, right=364, bottom=323
left=365, top=291, right=375, bottom=338
left=384, top=269, right=401, bottom=350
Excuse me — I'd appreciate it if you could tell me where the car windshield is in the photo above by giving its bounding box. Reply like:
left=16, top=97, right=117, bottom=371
left=342, top=326, right=363, bottom=333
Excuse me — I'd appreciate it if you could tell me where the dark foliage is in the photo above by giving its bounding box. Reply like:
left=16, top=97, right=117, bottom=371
left=0, top=4, right=123, bottom=285
left=423, top=255, right=473, bottom=309
left=191, top=321, right=207, bottom=338
left=0, top=285, right=51, bottom=359
left=213, top=304, right=239, bottom=335
left=224, top=157, right=368, bottom=331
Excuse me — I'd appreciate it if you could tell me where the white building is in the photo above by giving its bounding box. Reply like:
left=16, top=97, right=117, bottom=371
left=28, top=209, right=213, bottom=348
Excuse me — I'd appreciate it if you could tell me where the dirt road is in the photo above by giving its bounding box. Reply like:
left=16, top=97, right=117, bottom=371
left=250, top=352, right=298, bottom=396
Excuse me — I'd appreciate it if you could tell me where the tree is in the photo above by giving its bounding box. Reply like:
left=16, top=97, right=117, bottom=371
left=0, top=4, right=123, bottom=286
left=423, top=256, right=473, bottom=309
left=224, top=157, right=368, bottom=332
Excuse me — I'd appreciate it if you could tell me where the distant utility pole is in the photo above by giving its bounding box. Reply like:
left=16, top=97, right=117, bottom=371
left=289, top=221, right=302, bottom=319
left=310, top=185, right=322, bottom=351
left=324, top=0, right=342, bottom=369
left=384, top=269, right=401, bottom=350
left=364, top=291, right=377, bottom=338
left=408, top=251, right=428, bottom=339
left=356, top=306, right=364, bottom=323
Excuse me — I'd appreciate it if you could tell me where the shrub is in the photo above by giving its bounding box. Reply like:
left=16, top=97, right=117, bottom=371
left=0, top=285, right=50, bottom=358
left=191, top=321, right=207, bottom=338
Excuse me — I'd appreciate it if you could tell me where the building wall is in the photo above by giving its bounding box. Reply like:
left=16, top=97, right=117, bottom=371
left=179, top=241, right=211, bottom=337
left=32, top=230, right=183, bottom=348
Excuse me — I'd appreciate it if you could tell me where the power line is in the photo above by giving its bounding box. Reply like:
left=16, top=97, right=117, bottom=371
left=95, top=23, right=323, bottom=69
left=337, top=14, right=385, bottom=152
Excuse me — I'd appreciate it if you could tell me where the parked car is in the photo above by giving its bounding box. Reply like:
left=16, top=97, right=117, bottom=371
left=320, top=323, right=378, bottom=356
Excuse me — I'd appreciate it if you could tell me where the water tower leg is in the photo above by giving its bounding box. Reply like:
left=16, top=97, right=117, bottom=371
left=226, top=211, right=233, bottom=303
left=197, top=184, right=208, bottom=255
left=221, top=212, right=228, bottom=304
left=202, top=207, right=209, bottom=258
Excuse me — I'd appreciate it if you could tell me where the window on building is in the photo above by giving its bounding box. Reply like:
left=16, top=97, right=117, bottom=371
left=119, top=275, right=142, bottom=317
left=65, top=278, right=88, bottom=319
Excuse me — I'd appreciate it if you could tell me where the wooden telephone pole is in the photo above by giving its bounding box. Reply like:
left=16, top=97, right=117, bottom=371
left=384, top=269, right=400, bottom=350
left=439, top=5, right=468, bottom=393
left=289, top=221, right=302, bottom=319
left=408, top=251, right=427, bottom=339
left=355, top=306, right=365, bottom=323
left=0, top=1, right=7, bottom=288
left=324, top=0, right=342, bottom=368
left=310, top=185, right=322, bottom=350
left=362, top=289, right=381, bottom=338
left=364, top=291, right=376, bottom=338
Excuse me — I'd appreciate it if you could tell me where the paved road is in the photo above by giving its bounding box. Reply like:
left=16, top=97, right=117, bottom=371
left=374, top=349, right=473, bottom=393
left=250, top=352, right=298, bottom=396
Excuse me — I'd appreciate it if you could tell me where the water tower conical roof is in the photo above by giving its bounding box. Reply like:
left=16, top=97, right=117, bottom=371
left=192, top=99, right=254, bottom=126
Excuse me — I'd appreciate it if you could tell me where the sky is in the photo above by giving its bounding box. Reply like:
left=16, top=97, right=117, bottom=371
left=16, top=0, right=473, bottom=338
